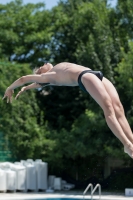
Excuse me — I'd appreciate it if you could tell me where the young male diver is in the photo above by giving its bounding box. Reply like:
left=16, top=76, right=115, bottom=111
left=3, top=62, right=133, bottom=159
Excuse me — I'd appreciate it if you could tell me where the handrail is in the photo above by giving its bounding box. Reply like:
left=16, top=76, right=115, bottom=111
left=83, top=183, right=101, bottom=200
left=91, top=184, right=101, bottom=199
left=83, top=183, right=93, bottom=199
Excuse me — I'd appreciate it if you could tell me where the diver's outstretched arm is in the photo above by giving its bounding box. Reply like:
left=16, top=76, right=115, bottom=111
left=2, top=74, right=47, bottom=103
left=15, top=83, right=41, bottom=99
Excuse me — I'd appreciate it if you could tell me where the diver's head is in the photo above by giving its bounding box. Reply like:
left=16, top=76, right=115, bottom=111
left=34, top=63, right=53, bottom=74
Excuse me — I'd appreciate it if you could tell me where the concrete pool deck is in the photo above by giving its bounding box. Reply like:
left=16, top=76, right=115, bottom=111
left=0, top=191, right=133, bottom=200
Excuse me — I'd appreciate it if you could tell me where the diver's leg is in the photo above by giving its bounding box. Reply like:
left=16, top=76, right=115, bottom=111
left=102, top=77, right=133, bottom=154
left=81, top=73, right=133, bottom=158
left=102, top=77, right=133, bottom=144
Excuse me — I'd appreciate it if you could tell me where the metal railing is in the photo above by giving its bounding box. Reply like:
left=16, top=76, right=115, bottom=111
left=83, top=183, right=93, bottom=199
left=91, top=184, right=101, bottom=199
left=83, top=183, right=101, bottom=200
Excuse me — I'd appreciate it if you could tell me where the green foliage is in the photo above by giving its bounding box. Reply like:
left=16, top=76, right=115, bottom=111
left=117, top=0, right=133, bottom=40
left=46, top=108, right=124, bottom=179
left=50, top=0, right=122, bottom=83
left=116, top=42, right=133, bottom=93
left=0, top=0, right=52, bottom=64
left=0, top=62, right=55, bottom=161
left=115, top=42, right=133, bottom=132
left=0, top=0, right=133, bottom=183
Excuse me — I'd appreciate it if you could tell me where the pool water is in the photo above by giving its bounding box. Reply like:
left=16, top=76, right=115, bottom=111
left=14, top=198, right=87, bottom=200
left=23, top=199, right=88, bottom=200
left=23, top=199, right=84, bottom=200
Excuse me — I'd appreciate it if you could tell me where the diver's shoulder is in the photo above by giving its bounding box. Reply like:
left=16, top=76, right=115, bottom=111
left=54, top=62, right=69, bottom=66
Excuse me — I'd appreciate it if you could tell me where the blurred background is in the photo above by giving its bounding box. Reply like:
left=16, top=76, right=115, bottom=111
left=0, top=0, right=133, bottom=192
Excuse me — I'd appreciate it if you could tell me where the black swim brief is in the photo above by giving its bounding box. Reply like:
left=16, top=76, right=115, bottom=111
left=78, top=70, right=103, bottom=93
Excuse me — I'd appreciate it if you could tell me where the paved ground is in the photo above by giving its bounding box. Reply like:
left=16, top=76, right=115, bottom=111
left=0, top=190, right=133, bottom=200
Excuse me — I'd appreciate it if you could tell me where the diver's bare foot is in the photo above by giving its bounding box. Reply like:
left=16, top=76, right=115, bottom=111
left=124, top=143, right=133, bottom=158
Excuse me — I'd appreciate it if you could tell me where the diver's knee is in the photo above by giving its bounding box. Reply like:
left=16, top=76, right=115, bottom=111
left=102, top=99, right=115, bottom=117
left=113, top=101, right=124, bottom=118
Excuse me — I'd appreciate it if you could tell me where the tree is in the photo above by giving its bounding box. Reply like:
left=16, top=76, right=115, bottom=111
left=115, top=42, right=133, bottom=127
left=116, top=0, right=133, bottom=43
left=50, top=0, right=121, bottom=79
left=1, top=0, right=133, bottom=182
left=0, top=62, right=55, bottom=161
left=0, top=0, right=52, bottom=65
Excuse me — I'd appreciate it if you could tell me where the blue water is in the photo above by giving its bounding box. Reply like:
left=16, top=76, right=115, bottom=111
left=17, top=197, right=89, bottom=200
left=23, top=199, right=88, bottom=200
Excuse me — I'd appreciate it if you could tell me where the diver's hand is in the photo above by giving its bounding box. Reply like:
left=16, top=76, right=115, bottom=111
left=15, top=87, right=26, bottom=99
left=2, top=88, right=14, bottom=103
